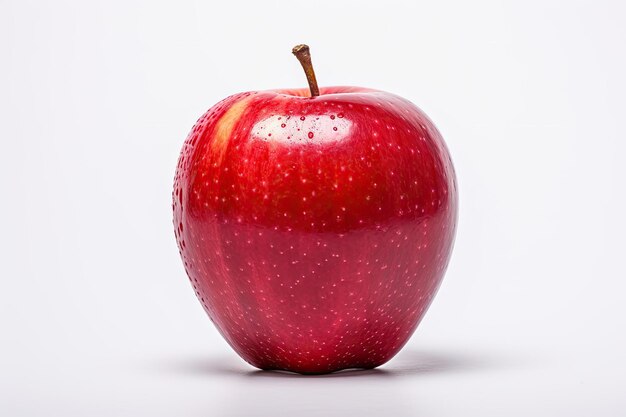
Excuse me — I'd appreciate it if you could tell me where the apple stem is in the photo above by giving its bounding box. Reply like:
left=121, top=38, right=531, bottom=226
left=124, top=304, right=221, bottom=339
left=292, top=44, right=320, bottom=97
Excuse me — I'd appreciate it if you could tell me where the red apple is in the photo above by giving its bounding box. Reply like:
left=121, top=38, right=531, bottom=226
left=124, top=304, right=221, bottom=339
left=173, top=45, right=457, bottom=374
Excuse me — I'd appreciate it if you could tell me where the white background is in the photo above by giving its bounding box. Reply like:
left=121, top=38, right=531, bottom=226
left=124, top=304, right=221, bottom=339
left=1, top=0, right=625, bottom=415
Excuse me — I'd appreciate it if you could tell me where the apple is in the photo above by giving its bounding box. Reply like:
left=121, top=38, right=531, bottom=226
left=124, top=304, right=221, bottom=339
left=173, top=45, right=457, bottom=374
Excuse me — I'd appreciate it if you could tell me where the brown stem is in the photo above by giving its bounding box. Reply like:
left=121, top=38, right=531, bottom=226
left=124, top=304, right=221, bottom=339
left=292, top=44, right=320, bottom=97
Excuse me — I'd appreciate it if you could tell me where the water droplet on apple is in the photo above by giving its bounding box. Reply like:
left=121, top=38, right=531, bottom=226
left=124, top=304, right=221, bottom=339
left=337, top=113, right=344, bottom=118
left=330, top=115, right=336, bottom=120
left=308, top=132, right=314, bottom=139
left=333, top=127, right=338, bottom=131
left=300, top=116, right=306, bottom=121
left=281, top=123, right=286, bottom=128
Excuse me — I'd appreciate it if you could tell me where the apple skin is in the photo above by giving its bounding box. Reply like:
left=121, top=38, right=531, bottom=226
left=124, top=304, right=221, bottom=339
left=173, top=87, right=457, bottom=374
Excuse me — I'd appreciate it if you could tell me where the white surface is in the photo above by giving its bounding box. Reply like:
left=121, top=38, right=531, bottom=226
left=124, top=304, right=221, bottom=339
left=1, top=0, right=625, bottom=415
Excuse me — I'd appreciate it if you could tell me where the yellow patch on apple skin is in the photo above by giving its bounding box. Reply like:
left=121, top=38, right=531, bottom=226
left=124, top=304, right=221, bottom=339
left=210, top=97, right=249, bottom=164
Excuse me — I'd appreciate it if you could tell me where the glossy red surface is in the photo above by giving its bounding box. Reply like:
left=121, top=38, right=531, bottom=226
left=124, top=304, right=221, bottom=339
left=173, top=87, right=457, bottom=374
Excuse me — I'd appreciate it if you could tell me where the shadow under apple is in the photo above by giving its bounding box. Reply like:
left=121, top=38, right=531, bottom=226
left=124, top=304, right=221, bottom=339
left=153, top=347, right=502, bottom=417
left=163, top=347, right=493, bottom=379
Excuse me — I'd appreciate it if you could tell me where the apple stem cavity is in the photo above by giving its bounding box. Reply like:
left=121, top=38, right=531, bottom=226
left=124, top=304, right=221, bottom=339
left=292, top=44, right=320, bottom=98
